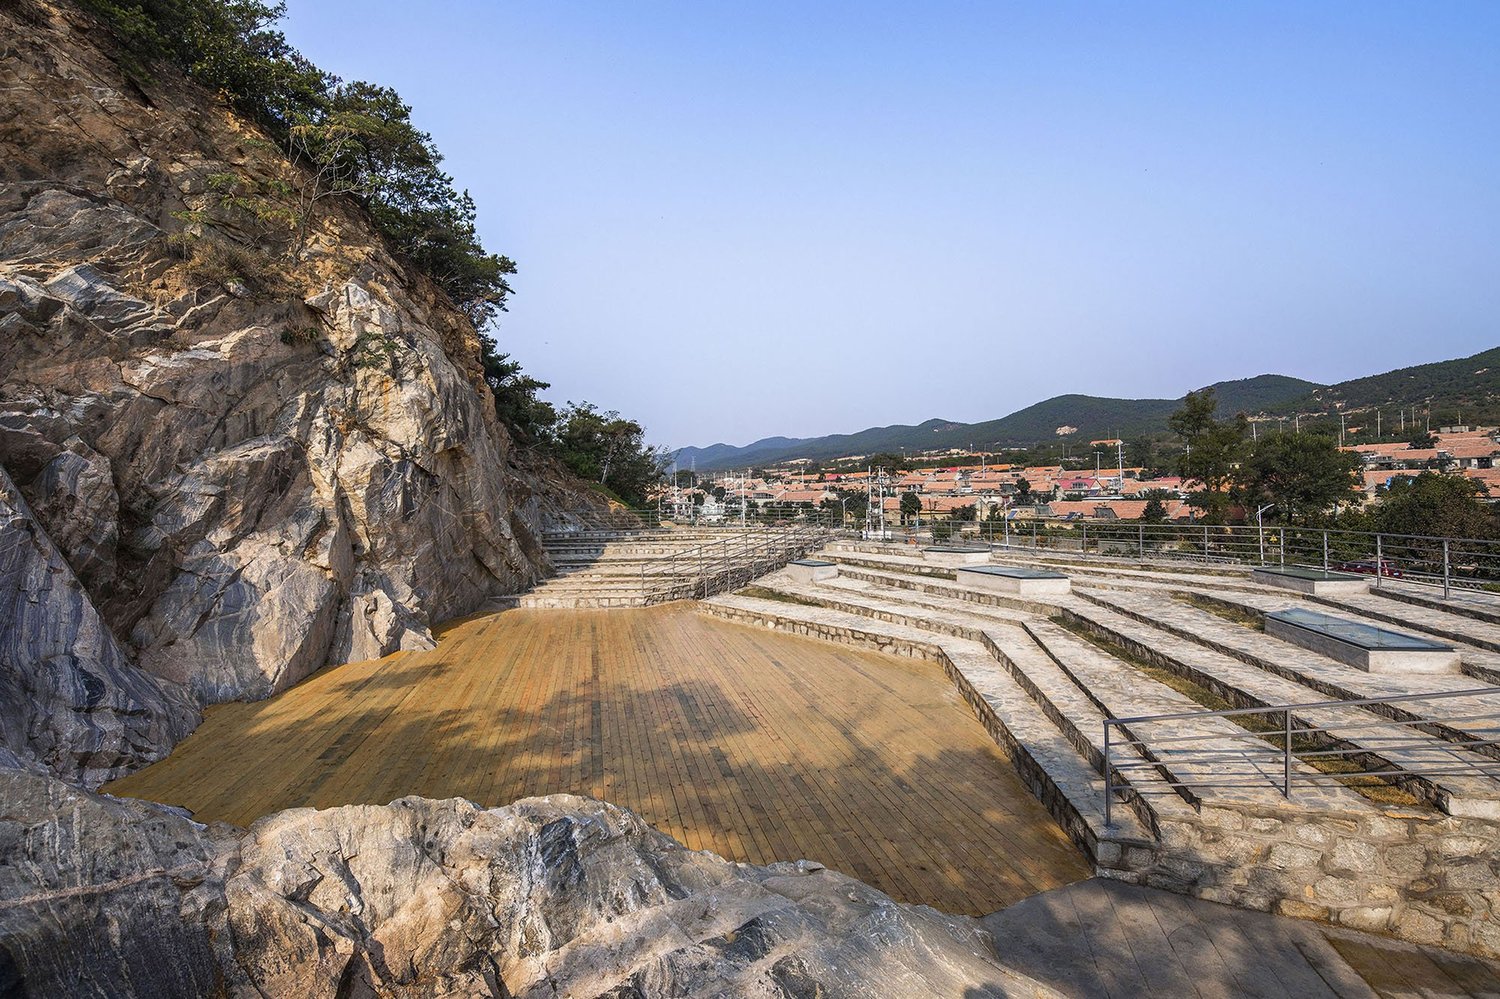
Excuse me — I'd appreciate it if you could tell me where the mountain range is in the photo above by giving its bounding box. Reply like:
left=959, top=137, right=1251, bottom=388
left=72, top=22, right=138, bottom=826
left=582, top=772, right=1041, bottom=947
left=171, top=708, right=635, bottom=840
left=675, top=347, right=1500, bottom=470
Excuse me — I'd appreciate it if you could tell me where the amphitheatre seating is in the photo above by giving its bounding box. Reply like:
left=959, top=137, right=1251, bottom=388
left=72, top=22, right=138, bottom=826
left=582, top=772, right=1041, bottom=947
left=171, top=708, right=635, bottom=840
left=520, top=524, right=827, bottom=608
left=704, top=537, right=1500, bottom=952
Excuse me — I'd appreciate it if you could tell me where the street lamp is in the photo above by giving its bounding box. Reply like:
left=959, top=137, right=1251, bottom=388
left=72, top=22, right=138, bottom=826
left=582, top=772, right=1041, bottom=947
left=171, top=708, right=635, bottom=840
left=1256, top=503, right=1275, bottom=564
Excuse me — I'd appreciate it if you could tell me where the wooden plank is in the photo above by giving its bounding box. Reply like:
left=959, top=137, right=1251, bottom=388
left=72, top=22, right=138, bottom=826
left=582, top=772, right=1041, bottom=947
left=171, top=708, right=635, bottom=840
left=103, top=603, right=1091, bottom=914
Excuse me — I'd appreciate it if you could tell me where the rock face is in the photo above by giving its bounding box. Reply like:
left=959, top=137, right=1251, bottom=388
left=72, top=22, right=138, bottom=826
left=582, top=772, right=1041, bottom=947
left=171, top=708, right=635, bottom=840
left=0, top=769, right=1054, bottom=998
left=0, top=0, right=604, bottom=712
left=0, top=464, right=198, bottom=785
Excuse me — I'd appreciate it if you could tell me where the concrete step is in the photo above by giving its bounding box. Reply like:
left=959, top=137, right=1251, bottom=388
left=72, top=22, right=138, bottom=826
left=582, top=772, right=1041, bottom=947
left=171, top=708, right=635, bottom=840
left=1063, top=589, right=1500, bottom=818
left=831, top=565, right=1063, bottom=616
left=516, top=593, right=650, bottom=609
left=1377, top=584, right=1500, bottom=628
left=1020, top=618, right=1373, bottom=814
left=1168, top=586, right=1500, bottom=687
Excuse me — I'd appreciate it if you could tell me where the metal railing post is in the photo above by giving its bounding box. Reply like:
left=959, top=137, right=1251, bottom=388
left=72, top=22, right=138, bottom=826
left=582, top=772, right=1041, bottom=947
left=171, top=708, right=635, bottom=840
left=1444, top=539, right=1451, bottom=600
left=1375, top=534, right=1383, bottom=589
left=1323, top=531, right=1329, bottom=572
left=1103, top=723, right=1113, bottom=827
left=1139, top=523, right=1145, bottom=560
left=1283, top=709, right=1292, bottom=798
left=1082, top=522, right=1088, bottom=554
left=1203, top=525, right=1209, bottom=560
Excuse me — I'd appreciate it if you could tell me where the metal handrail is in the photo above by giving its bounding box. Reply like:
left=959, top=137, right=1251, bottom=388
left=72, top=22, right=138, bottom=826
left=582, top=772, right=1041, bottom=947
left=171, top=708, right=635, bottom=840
left=1101, top=685, right=1500, bottom=827
left=844, top=516, right=1500, bottom=599
left=633, top=523, right=830, bottom=605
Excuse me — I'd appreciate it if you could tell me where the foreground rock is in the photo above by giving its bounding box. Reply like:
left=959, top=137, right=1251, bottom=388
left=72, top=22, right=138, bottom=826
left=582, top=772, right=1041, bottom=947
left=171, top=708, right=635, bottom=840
left=0, top=0, right=605, bottom=711
left=0, top=465, right=198, bottom=785
left=0, top=769, right=1054, bottom=998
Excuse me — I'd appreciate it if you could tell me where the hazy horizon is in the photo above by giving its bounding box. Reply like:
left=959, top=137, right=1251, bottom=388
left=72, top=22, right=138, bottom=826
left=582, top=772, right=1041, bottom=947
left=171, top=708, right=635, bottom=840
left=282, top=2, right=1499, bottom=449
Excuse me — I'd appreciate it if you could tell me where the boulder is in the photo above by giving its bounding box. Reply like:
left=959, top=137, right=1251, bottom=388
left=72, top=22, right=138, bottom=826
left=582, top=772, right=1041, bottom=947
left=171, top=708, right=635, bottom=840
left=0, top=769, right=1055, bottom=998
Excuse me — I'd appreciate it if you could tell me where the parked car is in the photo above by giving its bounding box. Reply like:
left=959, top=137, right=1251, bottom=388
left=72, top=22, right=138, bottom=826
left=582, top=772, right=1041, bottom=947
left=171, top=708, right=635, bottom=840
left=1334, top=558, right=1404, bottom=578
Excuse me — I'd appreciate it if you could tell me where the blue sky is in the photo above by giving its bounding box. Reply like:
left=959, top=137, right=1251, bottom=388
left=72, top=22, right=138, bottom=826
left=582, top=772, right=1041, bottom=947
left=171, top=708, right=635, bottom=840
left=282, top=1, right=1499, bottom=448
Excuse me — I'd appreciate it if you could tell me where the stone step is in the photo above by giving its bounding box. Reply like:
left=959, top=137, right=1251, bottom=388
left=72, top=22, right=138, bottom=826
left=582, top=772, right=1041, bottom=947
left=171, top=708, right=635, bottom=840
left=824, top=551, right=962, bottom=580
left=1063, top=589, right=1500, bottom=818
left=828, top=540, right=1258, bottom=583
left=1019, top=618, right=1374, bottom=814
left=832, top=565, right=1063, bottom=616
left=699, top=592, right=1161, bottom=871
left=516, top=593, right=650, bottom=609
left=1377, top=585, right=1500, bottom=628
left=1173, top=587, right=1500, bottom=687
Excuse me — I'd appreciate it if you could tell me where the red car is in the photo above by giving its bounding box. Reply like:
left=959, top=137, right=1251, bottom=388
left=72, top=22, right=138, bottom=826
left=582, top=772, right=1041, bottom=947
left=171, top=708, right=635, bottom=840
left=1335, top=558, right=1404, bottom=579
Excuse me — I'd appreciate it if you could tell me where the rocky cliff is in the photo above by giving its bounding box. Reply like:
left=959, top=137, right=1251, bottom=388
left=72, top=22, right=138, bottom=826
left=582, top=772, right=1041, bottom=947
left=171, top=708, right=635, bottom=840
left=0, top=5, right=1062, bottom=996
left=0, top=0, right=604, bottom=782
left=0, top=769, right=1054, bottom=998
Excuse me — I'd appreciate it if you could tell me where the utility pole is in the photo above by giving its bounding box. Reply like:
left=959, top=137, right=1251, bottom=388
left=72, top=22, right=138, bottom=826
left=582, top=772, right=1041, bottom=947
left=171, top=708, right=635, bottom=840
left=1376, top=410, right=1381, bottom=439
left=1339, top=412, right=1345, bottom=447
left=1117, top=440, right=1125, bottom=493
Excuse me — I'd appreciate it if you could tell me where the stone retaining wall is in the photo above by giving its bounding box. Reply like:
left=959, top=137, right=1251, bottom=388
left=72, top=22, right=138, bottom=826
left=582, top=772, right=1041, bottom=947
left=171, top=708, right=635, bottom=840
left=1138, top=798, right=1500, bottom=958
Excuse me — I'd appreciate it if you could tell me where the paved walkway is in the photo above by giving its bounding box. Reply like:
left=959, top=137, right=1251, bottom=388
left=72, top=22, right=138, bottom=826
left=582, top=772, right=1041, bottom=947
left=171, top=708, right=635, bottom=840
left=104, top=603, right=1089, bottom=915
left=986, top=878, right=1500, bottom=998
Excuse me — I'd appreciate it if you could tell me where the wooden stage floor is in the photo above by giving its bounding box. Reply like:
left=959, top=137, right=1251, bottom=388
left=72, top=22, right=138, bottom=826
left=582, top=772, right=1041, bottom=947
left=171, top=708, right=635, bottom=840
left=106, top=603, right=1089, bottom=914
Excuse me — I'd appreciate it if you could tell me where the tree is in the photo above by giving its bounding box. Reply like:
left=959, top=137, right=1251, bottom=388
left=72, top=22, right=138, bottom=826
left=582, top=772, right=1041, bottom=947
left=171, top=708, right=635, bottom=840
left=552, top=403, right=669, bottom=506
left=1238, top=432, right=1361, bottom=525
left=1142, top=496, right=1167, bottom=524
left=899, top=491, right=921, bottom=524
left=85, top=0, right=518, bottom=327
left=1371, top=473, right=1494, bottom=540
left=1014, top=478, right=1032, bottom=504
left=478, top=338, right=556, bottom=445
left=1169, top=389, right=1247, bottom=524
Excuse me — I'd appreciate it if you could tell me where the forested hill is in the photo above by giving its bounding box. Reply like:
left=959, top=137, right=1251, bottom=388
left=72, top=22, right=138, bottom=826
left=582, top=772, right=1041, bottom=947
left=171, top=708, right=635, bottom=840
left=1283, top=346, right=1500, bottom=422
left=677, top=348, right=1499, bottom=470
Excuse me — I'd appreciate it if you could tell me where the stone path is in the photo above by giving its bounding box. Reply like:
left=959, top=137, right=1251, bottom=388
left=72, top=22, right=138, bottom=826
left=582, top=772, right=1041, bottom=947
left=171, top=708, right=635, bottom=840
left=985, top=877, right=1500, bottom=999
